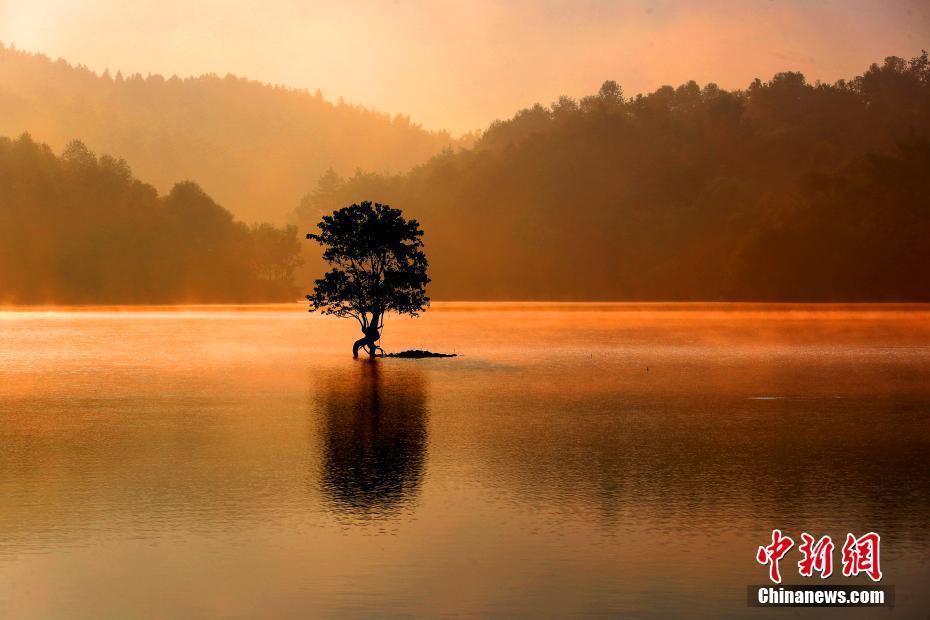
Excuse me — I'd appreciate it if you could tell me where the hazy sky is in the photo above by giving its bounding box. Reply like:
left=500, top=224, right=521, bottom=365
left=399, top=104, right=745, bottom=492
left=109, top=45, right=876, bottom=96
left=0, top=0, right=927, bottom=133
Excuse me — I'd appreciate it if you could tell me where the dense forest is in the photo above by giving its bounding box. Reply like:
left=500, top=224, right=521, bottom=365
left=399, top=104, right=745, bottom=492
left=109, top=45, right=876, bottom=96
left=1, top=48, right=928, bottom=303
left=294, top=53, right=930, bottom=301
left=0, top=134, right=300, bottom=303
left=0, top=43, right=464, bottom=223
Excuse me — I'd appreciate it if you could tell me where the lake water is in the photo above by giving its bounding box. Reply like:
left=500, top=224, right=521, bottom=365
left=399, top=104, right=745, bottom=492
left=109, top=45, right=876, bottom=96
left=1, top=303, right=929, bottom=618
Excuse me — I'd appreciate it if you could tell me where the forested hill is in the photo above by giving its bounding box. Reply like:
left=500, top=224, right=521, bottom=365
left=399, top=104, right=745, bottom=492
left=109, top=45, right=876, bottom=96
left=295, top=53, right=930, bottom=301
left=2, top=48, right=928, bottom=303
left=0, top=134, right=301, bottom=304
left=0, top=43, right=462, bottom=224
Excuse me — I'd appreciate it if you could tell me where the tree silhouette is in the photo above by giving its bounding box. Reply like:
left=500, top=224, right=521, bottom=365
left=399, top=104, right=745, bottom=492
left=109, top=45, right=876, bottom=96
left=306, top=201, right=429, bottom=357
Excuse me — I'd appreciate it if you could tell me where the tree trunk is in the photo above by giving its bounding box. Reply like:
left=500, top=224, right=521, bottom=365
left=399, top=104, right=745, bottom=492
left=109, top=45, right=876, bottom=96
left=351, top=331, right=381, bottom=357
left=352, top=311, right=382, bottom=358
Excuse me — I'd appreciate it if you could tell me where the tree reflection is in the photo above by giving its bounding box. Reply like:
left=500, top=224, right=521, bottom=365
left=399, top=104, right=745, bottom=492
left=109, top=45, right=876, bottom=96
left=316, top=360, right=428, bottom=518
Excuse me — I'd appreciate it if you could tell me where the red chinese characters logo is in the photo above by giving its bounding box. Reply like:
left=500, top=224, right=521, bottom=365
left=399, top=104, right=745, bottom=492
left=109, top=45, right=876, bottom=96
left=757, top=530, right=882, bottom=582
left=798, top=533, right=834, bottom=578
left=756, top=529, right=794, bottom=584
left=841, top=532, right=882, bottom=582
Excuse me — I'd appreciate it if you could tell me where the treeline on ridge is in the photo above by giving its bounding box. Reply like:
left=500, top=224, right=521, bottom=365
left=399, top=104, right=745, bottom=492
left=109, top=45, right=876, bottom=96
left=0, top=42, right=466, bottom=223
left=2, top=50, right=928, bottom=303
left=294, top=52, right=930, bottom=301
left=0, top=134, right=301, bottom=303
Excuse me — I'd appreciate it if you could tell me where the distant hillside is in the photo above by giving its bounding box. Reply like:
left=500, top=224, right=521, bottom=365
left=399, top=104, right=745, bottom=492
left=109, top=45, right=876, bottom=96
left=0, top=43, right=463, bottom=223
left=3, top=43, right=927, bottom=302
left=296, top=53, right=930, bottom=301
left=0, top=134, right=301, bottom=304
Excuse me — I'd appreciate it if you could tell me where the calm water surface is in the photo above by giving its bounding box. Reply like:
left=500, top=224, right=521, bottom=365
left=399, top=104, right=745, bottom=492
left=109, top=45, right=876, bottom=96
left=0, top=303, right=929, bottom=618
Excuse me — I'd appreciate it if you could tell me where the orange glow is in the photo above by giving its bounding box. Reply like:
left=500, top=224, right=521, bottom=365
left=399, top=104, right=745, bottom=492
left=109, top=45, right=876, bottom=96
left=0, top=0, right=926, bottom=133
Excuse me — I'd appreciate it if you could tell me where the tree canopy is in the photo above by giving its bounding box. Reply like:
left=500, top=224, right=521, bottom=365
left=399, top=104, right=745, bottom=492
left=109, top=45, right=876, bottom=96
left=306, top=201, right=429, bottom=356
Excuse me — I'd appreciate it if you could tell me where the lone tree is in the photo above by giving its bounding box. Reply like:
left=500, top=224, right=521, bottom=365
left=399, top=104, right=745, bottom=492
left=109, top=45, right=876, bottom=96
left=307, top=201, right=429, bottom=357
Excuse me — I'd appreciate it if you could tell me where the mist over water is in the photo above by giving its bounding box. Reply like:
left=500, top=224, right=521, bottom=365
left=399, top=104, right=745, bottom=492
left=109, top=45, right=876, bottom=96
left=0, top=303, right=928, bottom=617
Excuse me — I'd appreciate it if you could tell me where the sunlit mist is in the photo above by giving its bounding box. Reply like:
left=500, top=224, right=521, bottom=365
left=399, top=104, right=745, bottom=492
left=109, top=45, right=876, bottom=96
left=0, top=0, right=926, bottom=133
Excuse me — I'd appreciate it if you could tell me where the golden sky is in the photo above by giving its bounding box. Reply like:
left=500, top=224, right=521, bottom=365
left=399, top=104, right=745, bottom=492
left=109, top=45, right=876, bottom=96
left=0, top=0, right=927, bottom=133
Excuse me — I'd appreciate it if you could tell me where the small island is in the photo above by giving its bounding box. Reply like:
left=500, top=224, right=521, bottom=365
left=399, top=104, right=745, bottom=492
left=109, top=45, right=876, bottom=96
left=385, top=350, right=458, bottom=359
